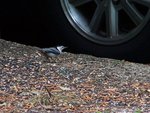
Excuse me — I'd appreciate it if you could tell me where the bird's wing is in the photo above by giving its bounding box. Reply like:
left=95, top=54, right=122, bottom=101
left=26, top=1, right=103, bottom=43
left=42, top=47, right=60, bottom=55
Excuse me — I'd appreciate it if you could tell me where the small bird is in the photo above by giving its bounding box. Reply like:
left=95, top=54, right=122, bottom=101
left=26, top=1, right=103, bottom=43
left=41, top=46, right=67, bottom=57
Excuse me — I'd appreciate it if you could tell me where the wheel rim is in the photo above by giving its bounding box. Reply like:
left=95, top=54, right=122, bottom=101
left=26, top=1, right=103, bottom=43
left=60, top=0, right=150, bottom=45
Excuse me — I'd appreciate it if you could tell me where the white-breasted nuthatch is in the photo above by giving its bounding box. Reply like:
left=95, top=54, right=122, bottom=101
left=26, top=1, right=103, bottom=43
left=41, top=46, right=67, bottom=57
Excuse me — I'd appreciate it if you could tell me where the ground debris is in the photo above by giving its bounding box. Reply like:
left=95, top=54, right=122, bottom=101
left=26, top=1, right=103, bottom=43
left=0, top=39, right=150, bottom=113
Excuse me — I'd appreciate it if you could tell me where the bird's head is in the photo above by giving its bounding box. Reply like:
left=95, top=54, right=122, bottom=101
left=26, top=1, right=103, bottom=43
left=56, top=46, right=67, bottom=52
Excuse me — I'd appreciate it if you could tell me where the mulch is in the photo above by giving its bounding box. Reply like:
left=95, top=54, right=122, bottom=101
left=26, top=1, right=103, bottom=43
left=0, top=39, right=150, bottom=113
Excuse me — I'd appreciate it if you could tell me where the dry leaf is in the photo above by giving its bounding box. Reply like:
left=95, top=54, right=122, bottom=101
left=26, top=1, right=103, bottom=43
left=59, top=86, right=71, bottom=91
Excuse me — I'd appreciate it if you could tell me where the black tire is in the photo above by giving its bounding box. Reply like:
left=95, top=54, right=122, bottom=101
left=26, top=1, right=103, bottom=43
left=48, top=0, right=150, bottom=63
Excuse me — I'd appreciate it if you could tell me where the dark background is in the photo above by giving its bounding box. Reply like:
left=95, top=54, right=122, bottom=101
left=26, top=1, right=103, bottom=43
left=0, top=0, right=63, bottom=47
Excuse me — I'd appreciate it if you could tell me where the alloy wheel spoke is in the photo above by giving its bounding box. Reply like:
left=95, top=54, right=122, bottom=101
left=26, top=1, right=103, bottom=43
left=106, top=0, right=118, bottom=38
left=121, top=0, right=144, bottom=25
left=94, top=0, right=101, bottom=5
left=89, top=1, right=106, bottom=32
left=69, top=0, right=92, bottom=7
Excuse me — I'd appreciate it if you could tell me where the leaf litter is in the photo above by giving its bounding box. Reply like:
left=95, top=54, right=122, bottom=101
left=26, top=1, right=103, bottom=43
left=0, top=39, right=149, bottom=113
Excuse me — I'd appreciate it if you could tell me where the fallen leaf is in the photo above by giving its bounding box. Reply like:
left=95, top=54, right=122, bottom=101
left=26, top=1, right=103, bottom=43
left=59, top=86, right=71, bottom=91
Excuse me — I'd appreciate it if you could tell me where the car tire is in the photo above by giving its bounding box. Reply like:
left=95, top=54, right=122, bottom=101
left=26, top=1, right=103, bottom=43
left=48, top=0, right=150, bottom=63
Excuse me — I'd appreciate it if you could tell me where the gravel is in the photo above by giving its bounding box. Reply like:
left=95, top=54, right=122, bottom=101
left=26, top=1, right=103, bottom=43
left=0, top=39, right=149, bottom=113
